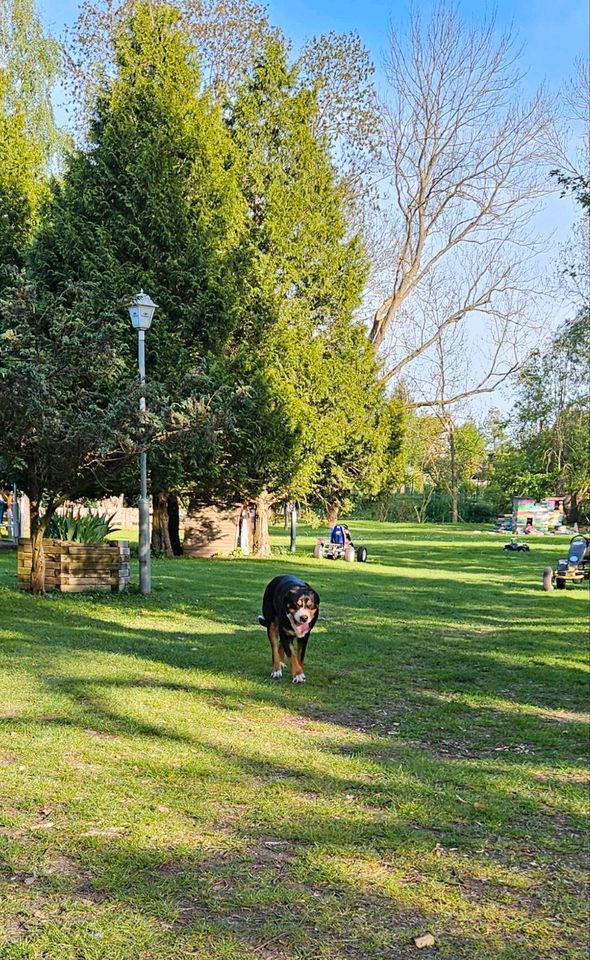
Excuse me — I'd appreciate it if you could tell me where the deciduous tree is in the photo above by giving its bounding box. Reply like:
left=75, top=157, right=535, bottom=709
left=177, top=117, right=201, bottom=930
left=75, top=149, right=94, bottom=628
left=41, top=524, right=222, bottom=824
left=0, top=0, right=62, bottom=285
left=369, top=3, right=556, bottom=407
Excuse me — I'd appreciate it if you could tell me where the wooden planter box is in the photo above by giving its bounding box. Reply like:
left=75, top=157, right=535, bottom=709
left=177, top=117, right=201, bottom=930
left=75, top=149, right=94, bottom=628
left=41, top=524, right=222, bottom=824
left=17, top=538, right=130, bottom=593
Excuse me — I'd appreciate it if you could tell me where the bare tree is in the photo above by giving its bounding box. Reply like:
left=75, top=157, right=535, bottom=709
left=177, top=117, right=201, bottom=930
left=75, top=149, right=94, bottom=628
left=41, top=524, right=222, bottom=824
left=63, top=0, right=278, bottom=136
left=368, top=3, right=558, bottom=406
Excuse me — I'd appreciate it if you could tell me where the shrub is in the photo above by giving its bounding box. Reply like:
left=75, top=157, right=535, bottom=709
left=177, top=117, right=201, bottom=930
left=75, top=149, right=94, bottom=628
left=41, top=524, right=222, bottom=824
left=461, top=500, right=498, bottom=523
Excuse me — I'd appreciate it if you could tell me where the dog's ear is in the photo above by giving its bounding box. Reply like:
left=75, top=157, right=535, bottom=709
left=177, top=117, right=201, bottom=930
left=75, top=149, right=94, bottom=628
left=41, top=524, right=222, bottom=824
left=286, top=586, right=301, bottom=608
left=311, top=590, right=320, bottom=608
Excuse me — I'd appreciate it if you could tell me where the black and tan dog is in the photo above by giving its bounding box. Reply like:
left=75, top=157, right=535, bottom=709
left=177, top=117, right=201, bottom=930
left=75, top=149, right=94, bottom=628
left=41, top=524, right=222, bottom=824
left=258, top=575, right=320, bottom=683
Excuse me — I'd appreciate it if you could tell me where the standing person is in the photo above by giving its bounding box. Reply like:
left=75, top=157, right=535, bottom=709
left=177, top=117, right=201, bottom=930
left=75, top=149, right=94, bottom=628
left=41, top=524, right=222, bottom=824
left=0, top=491, right=7, bottom=525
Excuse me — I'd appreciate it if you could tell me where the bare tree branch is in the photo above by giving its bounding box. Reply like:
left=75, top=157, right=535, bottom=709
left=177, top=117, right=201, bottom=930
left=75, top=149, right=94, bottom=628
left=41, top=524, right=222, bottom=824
left=367, top=3, right=558, bottom=407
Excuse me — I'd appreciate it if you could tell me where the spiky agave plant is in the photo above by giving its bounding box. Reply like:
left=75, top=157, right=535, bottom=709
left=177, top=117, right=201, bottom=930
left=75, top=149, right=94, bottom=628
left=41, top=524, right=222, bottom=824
left=45, top=508, right=119, bottom=543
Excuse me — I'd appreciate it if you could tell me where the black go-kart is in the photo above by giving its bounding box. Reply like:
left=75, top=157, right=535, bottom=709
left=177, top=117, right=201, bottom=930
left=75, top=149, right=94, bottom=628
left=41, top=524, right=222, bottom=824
left=543, top=534, right=590, bottom=591
left=314, top=524, right=368, bottom=563
left=504, top=540, right=530, bottom=552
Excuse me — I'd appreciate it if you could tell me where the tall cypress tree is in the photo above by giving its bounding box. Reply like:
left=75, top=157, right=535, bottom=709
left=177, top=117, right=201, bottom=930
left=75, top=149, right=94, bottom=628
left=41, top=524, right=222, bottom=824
left=34, top=3, right=244, bottom=355
left=32, top=2, right=246, bottom=550
left=227, top=40, right=388, bottom=553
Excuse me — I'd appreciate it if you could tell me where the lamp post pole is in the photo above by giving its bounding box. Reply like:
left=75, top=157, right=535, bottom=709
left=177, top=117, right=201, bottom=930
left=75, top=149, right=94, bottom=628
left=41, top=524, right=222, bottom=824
left=137, top=327, right=151, bottom=595
left=129, top=290, right=158, bottom=597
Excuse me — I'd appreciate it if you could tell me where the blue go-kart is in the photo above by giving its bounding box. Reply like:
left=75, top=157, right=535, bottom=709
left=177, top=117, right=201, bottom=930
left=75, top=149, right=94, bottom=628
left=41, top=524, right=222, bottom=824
left=543, top=534, right=590, bottom=590
left=314, top=524, right=368, bottom=563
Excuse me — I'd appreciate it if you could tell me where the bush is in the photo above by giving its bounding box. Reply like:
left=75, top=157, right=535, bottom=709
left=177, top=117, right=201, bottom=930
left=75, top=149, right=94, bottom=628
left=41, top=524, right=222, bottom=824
left=45, top=508, right=119, bottom=543
left=460, top=499, right=498, bottom=523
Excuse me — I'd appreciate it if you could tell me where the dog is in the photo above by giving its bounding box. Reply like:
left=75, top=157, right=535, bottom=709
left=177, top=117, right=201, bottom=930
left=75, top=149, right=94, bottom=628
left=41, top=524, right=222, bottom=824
left=258, top=575, right=320, bottom=683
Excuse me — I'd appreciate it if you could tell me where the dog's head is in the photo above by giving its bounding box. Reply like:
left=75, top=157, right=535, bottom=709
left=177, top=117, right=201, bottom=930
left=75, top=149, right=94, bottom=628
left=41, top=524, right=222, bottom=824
left=285, top=585, right=320, bottom=637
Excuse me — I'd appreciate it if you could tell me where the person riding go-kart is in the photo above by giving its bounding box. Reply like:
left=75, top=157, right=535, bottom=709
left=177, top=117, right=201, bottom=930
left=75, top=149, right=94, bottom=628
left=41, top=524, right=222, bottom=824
left=314, top=524, right=368, bottom=563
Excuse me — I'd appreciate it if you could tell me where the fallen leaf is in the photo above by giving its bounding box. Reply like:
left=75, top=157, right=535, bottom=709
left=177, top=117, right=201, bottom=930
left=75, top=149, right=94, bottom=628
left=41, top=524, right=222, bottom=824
left=414, top=933, right=436, bottom=949
left=473, top=802, right=486, bottom=810
left=156, top=804, right=170, bottom=814
left=23, top=876, right=36, bottom=886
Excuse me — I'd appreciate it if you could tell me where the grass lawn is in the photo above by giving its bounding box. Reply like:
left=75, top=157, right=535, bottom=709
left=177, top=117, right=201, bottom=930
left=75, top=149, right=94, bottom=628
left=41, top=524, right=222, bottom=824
left=0, top=522, right=588, bottom=959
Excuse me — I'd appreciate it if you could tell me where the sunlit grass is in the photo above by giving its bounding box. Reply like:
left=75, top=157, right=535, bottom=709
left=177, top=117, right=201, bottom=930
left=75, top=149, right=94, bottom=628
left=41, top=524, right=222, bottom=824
left=0, top=522, right=588, bottom=959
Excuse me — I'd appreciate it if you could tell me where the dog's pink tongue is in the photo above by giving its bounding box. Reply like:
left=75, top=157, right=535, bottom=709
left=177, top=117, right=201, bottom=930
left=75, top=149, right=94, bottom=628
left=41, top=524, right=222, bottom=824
left=296, top=622, right=310, bottom=636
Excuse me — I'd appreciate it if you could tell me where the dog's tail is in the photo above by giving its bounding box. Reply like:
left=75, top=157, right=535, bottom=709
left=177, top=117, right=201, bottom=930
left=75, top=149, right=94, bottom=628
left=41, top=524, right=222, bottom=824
left=258, top=615, right=269, bottom=628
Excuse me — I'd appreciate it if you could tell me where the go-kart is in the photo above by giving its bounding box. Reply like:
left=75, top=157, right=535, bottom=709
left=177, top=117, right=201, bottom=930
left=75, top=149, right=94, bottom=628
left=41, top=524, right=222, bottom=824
left=543, top=534, right=590, bottom=590
left=314, top=524, right=368, bottom=563
left=504, top=540, right=530, bottom=552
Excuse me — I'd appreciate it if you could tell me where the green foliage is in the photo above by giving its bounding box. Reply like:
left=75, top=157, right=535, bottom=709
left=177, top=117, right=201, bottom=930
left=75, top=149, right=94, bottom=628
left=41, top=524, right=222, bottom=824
left=31, top=2, right=250, bottom=506
left=0, top=75, right=43, bottom=281
left=489, top=310, right=590, bottom=518
left=550, top=169, right=590, bottom=209
left=0, top=278, right=163, bottom=517
left=0, top=0, right=62, bottom=160
left=226, top=39, right=381, bottom=506
left=0, top=0, right=62, bottom=285
left=45, top=507, right=119, bottom=543
left=33, top=2, right=245, bottom=365
left=453, top=422, right=486, bottom=484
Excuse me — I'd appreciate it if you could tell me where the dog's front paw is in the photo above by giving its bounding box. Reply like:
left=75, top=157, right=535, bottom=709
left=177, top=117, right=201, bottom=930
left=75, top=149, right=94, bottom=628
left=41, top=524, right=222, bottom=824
left=292, top=673, right=306, bottom=684
left=271, top=668, right=283, bottom=679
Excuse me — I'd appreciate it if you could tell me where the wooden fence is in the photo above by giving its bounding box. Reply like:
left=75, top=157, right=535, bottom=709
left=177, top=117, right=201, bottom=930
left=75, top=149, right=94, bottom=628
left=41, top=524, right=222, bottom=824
left=17, top=539, right=130, bottom=593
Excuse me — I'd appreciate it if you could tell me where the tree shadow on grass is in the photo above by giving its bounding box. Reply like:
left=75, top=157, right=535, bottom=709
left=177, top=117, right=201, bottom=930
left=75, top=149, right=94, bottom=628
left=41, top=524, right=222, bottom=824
left=1, top=691, right=586, bottom=959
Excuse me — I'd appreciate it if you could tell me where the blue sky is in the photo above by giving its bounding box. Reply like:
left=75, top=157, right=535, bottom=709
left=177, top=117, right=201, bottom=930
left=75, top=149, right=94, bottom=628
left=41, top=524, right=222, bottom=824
left=41, top=0, right=587, bottom=90
left=39, top=0, right=587, bottom=249
left=37, top=1, right=586, bottom=413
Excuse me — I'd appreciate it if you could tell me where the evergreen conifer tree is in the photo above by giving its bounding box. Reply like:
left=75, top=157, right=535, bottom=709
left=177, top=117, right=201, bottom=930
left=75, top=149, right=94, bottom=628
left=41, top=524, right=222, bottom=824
left=227, top=40, right=392, bottom=552
left=32, top=2, right=246, bottom=550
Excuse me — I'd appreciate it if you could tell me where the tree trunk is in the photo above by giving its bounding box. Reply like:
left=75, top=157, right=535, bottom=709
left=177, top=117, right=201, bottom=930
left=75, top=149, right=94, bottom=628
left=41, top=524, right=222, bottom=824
left=29, top=500, right=49, bottom=595
left=324, top=503, right=339, bottom=527
left=284, top=502, right=289, bottom=529
left=167, top=492, right=183, bottom=555
left=253, top=490, right=273, bottom=558
left=151, top=490, right=173, bottom=557
left=449, top=426, right=459, bottom=523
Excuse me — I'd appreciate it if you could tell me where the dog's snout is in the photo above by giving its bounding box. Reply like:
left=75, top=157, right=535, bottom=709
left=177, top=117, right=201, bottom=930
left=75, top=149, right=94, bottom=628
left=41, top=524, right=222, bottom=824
left=299, top=613, right=309, bottom=622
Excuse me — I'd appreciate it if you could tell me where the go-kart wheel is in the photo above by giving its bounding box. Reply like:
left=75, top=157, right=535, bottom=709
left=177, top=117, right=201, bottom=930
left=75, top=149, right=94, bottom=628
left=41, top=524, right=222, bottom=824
left=313, top=544, right=324, bottom=559
left=555, top=577, right=566, bottom=590
left=344, top=545, right=356, bottom=562
left=356, top=546, right=368, bottom=563
left=542, top=566, right=553, bottom=591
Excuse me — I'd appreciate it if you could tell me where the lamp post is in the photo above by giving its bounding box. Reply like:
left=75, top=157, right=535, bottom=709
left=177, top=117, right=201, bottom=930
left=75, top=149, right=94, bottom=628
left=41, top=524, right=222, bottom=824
left=129, top=290, right=158, bottom=595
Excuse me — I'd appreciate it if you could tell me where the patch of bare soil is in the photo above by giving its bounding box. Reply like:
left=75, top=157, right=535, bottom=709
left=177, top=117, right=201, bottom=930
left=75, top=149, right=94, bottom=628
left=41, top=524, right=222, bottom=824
left=533, top=770, right=590, bottom=784
left=83, top=728, right=120, bottom=740
left=2, top=917, right=30, bottom=946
